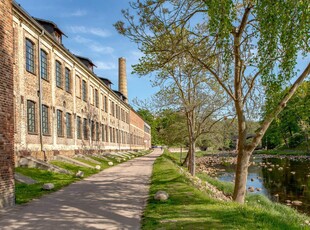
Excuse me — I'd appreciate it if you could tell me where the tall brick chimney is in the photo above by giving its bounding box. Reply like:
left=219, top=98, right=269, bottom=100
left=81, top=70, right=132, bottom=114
left=0, top=0, right=15, bottom=208
left=118, top=57, right=128, bottom=103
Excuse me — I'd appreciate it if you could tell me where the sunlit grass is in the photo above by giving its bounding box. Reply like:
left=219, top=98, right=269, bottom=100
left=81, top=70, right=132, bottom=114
left=142, top=151, right=310, bottom=229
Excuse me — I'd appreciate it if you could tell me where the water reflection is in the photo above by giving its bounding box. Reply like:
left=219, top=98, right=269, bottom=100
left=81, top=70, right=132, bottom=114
left=216, top=157, right=310, bottom=215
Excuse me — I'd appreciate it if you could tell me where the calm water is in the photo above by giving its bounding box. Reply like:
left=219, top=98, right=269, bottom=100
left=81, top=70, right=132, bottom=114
left=216, top=157, right=310, bottom=215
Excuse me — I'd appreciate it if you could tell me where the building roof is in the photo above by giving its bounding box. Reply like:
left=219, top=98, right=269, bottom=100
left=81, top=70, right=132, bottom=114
left=113, top=90, right=127, bottom=100
left=98, top=77, right=113, bottom=84
left=74, top=55, right=97, bottom=67
left=33, top=17, right=67, bottom=37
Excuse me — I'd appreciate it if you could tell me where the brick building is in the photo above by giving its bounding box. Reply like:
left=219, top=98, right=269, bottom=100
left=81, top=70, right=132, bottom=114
left=0, top=0, right=15, bottom=208
left=10, top=1, right=151, bottom=163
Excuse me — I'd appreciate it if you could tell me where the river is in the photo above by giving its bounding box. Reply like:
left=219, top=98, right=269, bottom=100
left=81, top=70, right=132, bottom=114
left=213, top=156, right=310, bottom=215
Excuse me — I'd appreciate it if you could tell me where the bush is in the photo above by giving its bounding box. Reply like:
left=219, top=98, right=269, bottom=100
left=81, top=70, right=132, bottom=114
left=289, top=133, right=304, bottom=148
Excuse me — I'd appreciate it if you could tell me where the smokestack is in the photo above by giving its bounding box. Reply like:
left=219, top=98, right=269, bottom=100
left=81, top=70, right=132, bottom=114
left=118, top=57, right=128, bottom=103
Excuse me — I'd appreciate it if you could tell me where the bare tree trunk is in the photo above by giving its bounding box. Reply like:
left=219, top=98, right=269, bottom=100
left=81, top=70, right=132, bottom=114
left=188, top=139, right=196, bottom=176
left=233, top=149, right=250, bottom=202
left=232, top=101, right=248, bottom=203
left=182, top=150, right=189, bottom=166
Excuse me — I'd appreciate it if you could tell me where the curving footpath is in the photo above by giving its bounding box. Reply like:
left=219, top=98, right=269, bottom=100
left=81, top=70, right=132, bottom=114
left=0, top=148, right=163, bottom=230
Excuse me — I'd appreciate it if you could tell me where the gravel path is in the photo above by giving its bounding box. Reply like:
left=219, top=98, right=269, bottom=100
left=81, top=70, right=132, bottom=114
left=0, top=148, right=162, bottom=230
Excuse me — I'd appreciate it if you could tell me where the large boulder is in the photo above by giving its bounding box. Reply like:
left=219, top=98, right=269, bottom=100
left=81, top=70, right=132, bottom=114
left=154, top=191, right=169, bottom=201
left=19, top=158, right=29, bottom=167
left=292, top=200, right=303, bottom=206
left=95, top=165, right=101, bottom=170
left=76, top=170, right=84, bottom=178
left=42, top=183, right=54, bottom=190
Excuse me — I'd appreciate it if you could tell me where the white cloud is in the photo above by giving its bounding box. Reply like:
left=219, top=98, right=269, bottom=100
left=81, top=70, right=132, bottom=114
left=89, top=44, right=114, bottom=54
left=71, top=10, right=87, bottom=17
left=96, top=61, right=116, bottom=70
left=70, top=26, right=110, bottom=38
left=61, top=10, right=87, bottom=17
left=73, top=35, right=91, bottom=44
left=73, top=35, right=113, bottom=54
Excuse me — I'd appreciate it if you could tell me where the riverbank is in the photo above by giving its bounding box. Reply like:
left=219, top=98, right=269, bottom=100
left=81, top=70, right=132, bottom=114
left=141, top=151, right=310, bottom=229
left=255, top=149, right=310, bottom=156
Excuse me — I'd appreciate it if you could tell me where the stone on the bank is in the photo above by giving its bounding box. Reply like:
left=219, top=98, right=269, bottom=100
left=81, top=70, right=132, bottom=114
left=95, top=165, right=101, bottom=170
left=154, top=191, right=169, bottom=201
left=42, top=183, right=54, bottom=190
left=292, top=200, right=303, bottom=206
left=76, top=170, right=84, bottom=178
left=108, top=161, right=114, bottom=166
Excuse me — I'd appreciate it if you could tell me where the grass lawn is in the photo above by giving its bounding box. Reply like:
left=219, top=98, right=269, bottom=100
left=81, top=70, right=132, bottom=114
left=142, top=151, right=310, bottom=229
left=15, top=167, right=78, bottom=204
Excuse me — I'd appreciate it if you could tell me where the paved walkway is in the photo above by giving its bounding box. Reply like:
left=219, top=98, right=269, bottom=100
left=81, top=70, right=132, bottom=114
left=0, top=148, right=163, bottom=230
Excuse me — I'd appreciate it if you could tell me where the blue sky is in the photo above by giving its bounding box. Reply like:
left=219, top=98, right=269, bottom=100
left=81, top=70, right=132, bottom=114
left=16, top=0, right=159, bottom=104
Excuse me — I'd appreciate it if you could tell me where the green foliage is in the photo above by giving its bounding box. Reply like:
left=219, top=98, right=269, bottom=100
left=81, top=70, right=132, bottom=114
left=289, top=133, right=305, bottom=149
left=136, top=108, right=161, bottom=145
left=263, top=81, right=310, bottom=149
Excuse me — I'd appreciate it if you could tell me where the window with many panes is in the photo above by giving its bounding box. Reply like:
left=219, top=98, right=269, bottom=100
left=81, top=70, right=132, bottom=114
left=57, top=110, right=63, bottom=137
left=95, top=89, right=99, bottom=108
left=40, top=49, right=48, bottom=80
left=83, top=118, right=88, bottom=139
left=101, top=124, right=105, bottom=141
left=91, top=121, right=95, bottom=140
left=66, top=113, right=72, bottom=138
left=65, top=68, right=71, bottom=92
left=109, top=127, right=112, bottom=142
left=82, top=80, right=87, bottom=101
left=26, top=39, right=35, bottom=73
left=42, top=105, right=49, bottom=135
left=104, top=96, right=108, bottom=113
left=77, top=116, right=81, bottom=139
left=27, top=100, right=36, bottom=133
left=56, top=61, right=62, bottom=88
left=106, top=126, right=109, bottom=142
left=96, top=122, right=99, bottom=141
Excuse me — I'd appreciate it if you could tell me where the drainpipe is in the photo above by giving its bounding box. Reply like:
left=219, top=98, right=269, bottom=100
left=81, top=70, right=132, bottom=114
left=38, top=30, right=46, bottom=161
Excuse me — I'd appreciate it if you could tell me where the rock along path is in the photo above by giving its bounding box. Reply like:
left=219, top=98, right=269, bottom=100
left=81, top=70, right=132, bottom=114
left=0, top=148, right=163, bottom=230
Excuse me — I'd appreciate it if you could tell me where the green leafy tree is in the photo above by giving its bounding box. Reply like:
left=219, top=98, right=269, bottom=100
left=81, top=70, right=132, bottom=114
left=263, top=81, right=310, bottom=150
left=115, top=0, right=310, bottom=203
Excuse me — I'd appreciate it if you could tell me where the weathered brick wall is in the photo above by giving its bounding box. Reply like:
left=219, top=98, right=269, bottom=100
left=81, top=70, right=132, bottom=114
left=0, top=0, right=15, bottom=208
left=12, top=3, right=149, bottom=160
left=130, top=109, right=146, bottom=149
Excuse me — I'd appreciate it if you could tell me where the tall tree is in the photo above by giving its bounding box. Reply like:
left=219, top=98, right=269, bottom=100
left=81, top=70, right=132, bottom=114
left=115, top=0, right=310, bottom=203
